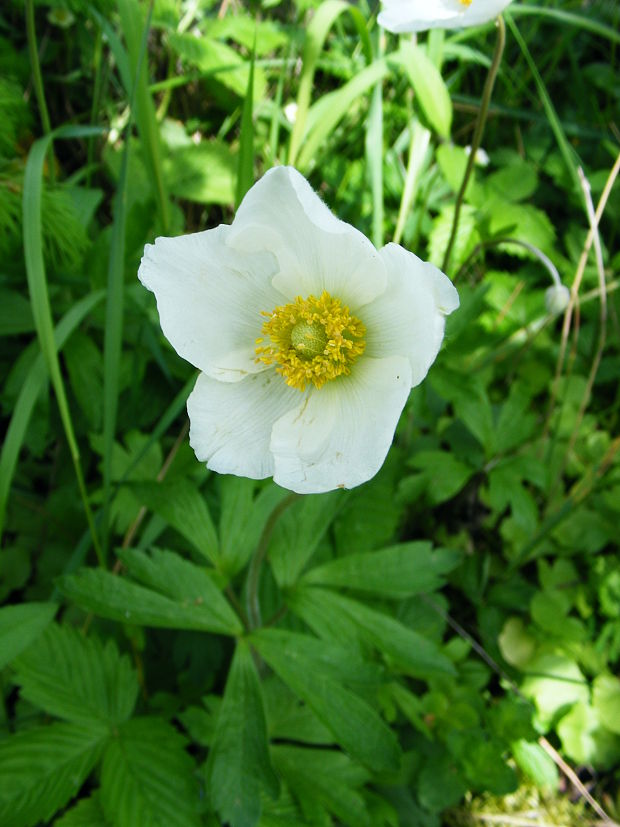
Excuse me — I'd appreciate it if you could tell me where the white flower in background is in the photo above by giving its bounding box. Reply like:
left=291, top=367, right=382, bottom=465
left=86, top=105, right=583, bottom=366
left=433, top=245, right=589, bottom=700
left=378, top=0, right=513, bottom=33
left=139, top=167, right=458, bottom=494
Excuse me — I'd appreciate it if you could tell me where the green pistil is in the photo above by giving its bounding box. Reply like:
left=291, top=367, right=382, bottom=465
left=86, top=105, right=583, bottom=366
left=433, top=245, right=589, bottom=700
left=290, top=320, right=328, bottom=359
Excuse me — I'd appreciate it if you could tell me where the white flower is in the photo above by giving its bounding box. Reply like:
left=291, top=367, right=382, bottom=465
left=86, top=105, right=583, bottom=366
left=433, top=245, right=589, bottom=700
left=545, top=283, right=570, bottom=316
left=138, top=167, right=458, bottom=494
left=378, top=0, right=513, bottom=33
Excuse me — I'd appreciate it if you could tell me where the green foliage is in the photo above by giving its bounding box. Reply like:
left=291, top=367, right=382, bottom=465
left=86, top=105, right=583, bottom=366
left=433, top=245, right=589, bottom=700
left=2, top=0, right=619, bottom=823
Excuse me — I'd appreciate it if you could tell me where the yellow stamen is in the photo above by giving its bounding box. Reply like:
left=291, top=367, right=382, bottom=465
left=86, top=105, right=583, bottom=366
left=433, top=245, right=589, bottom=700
left=255, top=291, right=366, bottom=391
left=459, top=0, right=472, bottom=5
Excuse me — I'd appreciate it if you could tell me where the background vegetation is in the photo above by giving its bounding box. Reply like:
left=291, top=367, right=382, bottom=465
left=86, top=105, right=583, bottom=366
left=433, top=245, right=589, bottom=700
left=1, top=0, right=619, bottom=825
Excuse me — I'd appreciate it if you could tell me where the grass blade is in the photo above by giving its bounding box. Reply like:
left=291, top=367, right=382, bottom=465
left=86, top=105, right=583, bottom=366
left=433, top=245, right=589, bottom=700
left=235, top=29, right=256, bottom=208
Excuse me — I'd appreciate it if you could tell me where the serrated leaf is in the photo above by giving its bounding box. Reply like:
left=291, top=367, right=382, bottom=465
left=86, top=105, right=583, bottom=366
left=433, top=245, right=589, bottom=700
left=128, top=479, right=218, bottom=564
left=272, top=745, right=371, bottom=827
left=118, top=547, right=241, bottom=632
left=0, top=721, right=107, bottom=827
left=251, top=629, right=400, bottom=773
left=14, top=623, right=138, bottom=726
left=218, top=478, right=291, bottom=576
left=0, top=602, right=57, bottom=670
left=269, top=492, right=343, bottom=588
left=303, top=542, right=460, bottom=597
left=291, top=587, right=455, bottom=679
left=100, top=717, right=200, bottom=827
left=57, top=566, right=242, bottom=635
left=207, top=641, right=278, bottom=827
left=405, top=451, right=474, bottom=505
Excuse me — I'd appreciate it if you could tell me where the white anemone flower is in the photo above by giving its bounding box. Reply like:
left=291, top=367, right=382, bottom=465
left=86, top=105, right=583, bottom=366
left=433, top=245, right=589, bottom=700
left=378, top=0, right=513, bottom=33
left=139, top=167, right=458, bottom=494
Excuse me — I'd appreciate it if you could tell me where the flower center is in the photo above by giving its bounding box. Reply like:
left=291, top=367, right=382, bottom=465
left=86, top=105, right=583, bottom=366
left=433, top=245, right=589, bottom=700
left=459, top=0, right=472, bottom=5
left=255, top=291, right=366, bottom=391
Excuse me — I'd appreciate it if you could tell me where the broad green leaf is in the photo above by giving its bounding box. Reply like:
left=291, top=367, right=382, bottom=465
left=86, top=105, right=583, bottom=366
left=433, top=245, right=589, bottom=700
left=304, top=542, right=460, bottom=597
left=100, top=717, right=200, bottom=827
left=269, top=491, right=343, bottom=588
left=557, top=702, right=620, bottom=770
left=168, top=32, right=265, bottom=100
left=291, top=587, right=455, bottom=679
left=593, top=674, right=620, bottom=735
left=207, top=641, right=278, bottom=827
left=0, top=721, right=107, bottom=827
left=164, top=141, right=236, bottom=205
left=0, top=602, right=57, bottom=670
left=511, top=740, right=559, bottom=790
left=394, top=42, right=452, bottom=137
left=263, top=676, right=334, bottom=746
left=118, top=547, right=242, bottom=632
left=521, top=654, right=589, bottom=728
left=417, top=752, right=467, bottom=812
left=272, top=745, right=370, bottom=827
left=57, top=566, right=242, bottom=635
left=252, top=629, right=400, bottom=773
left=128, top=480, right=218, bottom=564
left=333, top=468, right=401, bottom=554
left=54, top=792, right=111, bottom=826
left=218, top=478, right=290, bottom=576
left=14, top=623, right=138, bottom=726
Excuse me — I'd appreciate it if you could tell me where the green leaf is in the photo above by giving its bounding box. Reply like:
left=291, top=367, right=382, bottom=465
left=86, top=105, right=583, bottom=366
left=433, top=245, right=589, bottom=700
left=557, top=702, right=620, bottom=770
left=521, top=654, right=589, bottom=728
left=236, top=34, right=255, bottom=208
left=269, top=491, right=343, bottom=588
left=252, top=629, right=400, bottom=773
left=405, top=451, right=475, bottom=505
left=304, top=542, right=460, bottom=597
left=207, top=641, right=278, bottom=827
left=57, top=564, right=242, bottom=635
left=219, top=478, right=290, bottom=576
left=0, top=722, right=107, bottom=827
left=291, top=587, right=455, bottom=679
left=118, top=547, right=242, bottom=632
left=54, top=792, right=111, bottom=826
left=592, top=674, right=620, bottom=735
left=128, top=480, right=219, bottom=564
left=0, top=602, right=57, bottom=670
left=164, top=141, right=236, bottom=205
left=272, top=745, right=370, bottom=827
left=428, top=202, right=480, bottom=274
left=511, top=740, right=559, bottom=791
left=417, top=752, right=467, bottom=812
left=100, top=717, right=201, bottom=827
left=0, top=287, right=34, bottom=335
left=394, top=42, right=452, bottom=137
left=14, top=623, right=138, bottom=726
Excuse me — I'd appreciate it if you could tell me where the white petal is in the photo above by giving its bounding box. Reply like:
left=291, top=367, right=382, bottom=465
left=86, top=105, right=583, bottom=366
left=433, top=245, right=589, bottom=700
left=270, top=356, right=411, bottom=494
left=361, top=244, right=458, bottom=388
left=139, top=225, right=284, bottom=382
left=227, top=166, right=386, bottom=310
left=187, top=370, right=302, bottom=479
left=378, top=0, right=512, bottom=32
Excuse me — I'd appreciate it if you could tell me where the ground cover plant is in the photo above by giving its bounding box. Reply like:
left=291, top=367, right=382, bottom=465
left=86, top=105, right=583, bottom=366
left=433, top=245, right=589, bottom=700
left=1, top=0, right=619, bottom=824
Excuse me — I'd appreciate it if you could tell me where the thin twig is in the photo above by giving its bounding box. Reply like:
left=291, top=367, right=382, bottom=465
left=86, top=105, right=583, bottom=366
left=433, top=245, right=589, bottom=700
left=542, top=151, right=620, bottom=443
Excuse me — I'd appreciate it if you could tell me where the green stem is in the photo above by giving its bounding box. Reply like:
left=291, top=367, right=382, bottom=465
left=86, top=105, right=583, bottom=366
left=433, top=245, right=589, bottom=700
left=25, top=0, right=51, bottom=136
left=441, top=15, right=506, bottom=276
left=246, top=494, right=299, bottom=630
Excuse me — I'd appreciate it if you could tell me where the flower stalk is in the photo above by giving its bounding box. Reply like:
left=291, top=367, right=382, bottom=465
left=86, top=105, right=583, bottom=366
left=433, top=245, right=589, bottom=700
left=442, top=14, right=506, bottom=276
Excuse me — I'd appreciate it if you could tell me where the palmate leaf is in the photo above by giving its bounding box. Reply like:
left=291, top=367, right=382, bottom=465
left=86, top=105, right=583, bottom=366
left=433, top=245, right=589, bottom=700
left=128, top=479, right=219, bottom=564
left=207, top=640, right=278, bottom=827
left=0, top=602, right=57, bottom=670
left=303, top=541, right=461, bottom=597
left=251, top=629, right=400, bottom=773
left=100, top=717, right=201, bottom=827
left=14, top=623, right=138, bottom=726
left=0, top=721, right=107, bottom=827
left=290, top=587, right=455, bottom=679
left=58, top=549, right=242, bottom=635
left=272, top=746, right=371, bottom=827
